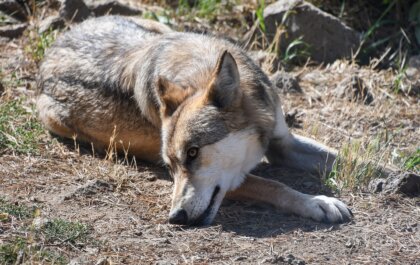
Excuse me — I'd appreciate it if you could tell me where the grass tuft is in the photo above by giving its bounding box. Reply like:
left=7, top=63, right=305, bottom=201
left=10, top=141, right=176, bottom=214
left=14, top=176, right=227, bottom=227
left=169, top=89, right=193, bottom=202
left=324, top=135, right=392, bottom=192
left=0, top=98, right=45, bottom=155
left=0, top=198, right=33, bottom=221
left=25, top=29, right=57, bottom=64
left=42, top=219, right=91, bottom=247
left=403, top=149, right=420, bottom=173
left=0, top=238, right=68, bottom=265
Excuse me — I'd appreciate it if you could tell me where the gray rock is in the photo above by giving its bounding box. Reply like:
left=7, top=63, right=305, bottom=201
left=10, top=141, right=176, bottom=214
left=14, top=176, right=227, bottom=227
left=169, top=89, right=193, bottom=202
left=335, top=75, right=373, bottom=104
left=59, top=0, right=91, bottom=23
left=38, top=15, right=65, bottom=33
left=0, top=0, right=27, bottom=21
left=84, top=0, right=143, bottom=16
left=401, top=55, right=420, bottom=96
left=270, top=71, right=302, bottom=93
left=264, top=0, right=360, bottom=63
left=369, top=172, right=420, bottom=197
left=0, top=23, right=27, bottom=38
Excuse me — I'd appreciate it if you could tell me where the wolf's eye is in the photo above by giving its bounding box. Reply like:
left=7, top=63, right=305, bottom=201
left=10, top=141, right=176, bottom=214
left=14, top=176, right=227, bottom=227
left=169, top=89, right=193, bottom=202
left=187, top=147, right=199, bottom=159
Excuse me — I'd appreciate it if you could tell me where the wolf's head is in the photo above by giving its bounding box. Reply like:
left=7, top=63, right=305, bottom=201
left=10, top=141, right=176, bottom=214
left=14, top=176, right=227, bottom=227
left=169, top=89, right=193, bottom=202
left=157, top=51, right=265, bottom=225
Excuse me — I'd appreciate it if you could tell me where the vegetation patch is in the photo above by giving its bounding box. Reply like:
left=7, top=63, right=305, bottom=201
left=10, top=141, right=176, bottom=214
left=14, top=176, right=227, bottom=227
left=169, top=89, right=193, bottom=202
left=403, top=149, right=420, bottom=173
left=0, top=237, right=67, bottom=265
left=41, top=219, right=91, bottom=247
left=25, top=29, right=57, bottom=64
left=0, top=198, right=34, bottom=221
left=0, top=98, right=44, bottom=155
left=324, top=135, right=393, bottom=192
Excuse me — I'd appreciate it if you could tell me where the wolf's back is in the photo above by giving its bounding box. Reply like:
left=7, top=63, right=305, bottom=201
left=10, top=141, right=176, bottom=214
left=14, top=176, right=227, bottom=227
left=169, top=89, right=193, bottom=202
left=38, top=16, right=164, bottom=97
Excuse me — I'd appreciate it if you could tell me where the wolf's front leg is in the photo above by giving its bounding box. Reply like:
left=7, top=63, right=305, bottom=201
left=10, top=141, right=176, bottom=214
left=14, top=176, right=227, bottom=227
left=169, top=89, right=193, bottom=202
left=266, top=133, right=338, bottom=174
left=227, top=174, right=353, bottom=223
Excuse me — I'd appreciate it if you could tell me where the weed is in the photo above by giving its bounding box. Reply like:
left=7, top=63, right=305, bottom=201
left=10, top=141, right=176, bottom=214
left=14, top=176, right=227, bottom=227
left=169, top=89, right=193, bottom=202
left=0, top=98, right=45, bottom=155
left=403, top=149, right=420, bottom=173
left=25, top=29, right=57, bottom=64
left=281, top=37, right=310, bottom=65
left=42, top=219, right=90, bottom=247
left=178, top=0, right=221, bottom=20
left=256, top=0, right=266, bottom=32
left=0, top=198, right=33, bottom=220
left=0, top=238, right=26, bottom=264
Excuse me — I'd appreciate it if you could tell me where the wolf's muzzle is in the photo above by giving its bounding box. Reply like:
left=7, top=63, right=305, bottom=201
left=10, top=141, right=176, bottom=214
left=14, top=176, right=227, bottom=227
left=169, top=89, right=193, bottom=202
left=168, top=208, right=188, bottom=225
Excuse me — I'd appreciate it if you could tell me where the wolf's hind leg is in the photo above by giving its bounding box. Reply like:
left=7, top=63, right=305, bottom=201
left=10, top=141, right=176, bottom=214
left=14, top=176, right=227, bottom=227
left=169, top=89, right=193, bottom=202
left=37, top=94, right=75, bottom=139
left=227, top=174, right=352, bottom=223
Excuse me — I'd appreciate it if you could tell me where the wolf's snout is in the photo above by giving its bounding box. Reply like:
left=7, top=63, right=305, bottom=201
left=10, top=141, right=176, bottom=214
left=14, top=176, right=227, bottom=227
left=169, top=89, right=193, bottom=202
left=168, top=208, right=188, bottom=225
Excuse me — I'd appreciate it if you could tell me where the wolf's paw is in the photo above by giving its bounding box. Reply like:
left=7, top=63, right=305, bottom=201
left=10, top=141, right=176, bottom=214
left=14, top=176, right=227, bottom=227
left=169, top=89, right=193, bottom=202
left=304, top=195, right=353, bottom=223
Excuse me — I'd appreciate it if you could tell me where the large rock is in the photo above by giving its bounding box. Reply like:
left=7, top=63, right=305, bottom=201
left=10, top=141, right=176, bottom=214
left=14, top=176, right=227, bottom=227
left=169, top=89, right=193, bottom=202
left=59, top=0, right=91, bottom=23
left=84, top=0, right=144, bottom=16
left=264, top=0, right=360, bottom=63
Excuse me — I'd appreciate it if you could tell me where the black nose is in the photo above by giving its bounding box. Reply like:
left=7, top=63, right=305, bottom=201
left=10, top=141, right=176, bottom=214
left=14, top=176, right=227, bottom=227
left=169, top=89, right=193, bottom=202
left=168, top=209, right=188, bottom=225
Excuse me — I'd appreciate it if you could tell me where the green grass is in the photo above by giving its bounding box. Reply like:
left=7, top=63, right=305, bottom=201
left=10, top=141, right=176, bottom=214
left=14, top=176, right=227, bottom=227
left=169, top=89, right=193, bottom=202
left=256, top=0, right=266, bottom=32
left=403, top=149, right=420, bottom=173
left=0, top=98, right=44, bottom=155
left=25, top=29, right=56, bottom=63
left=0, top=200, right=68, bottom=264
left=178, top=0, right=222, bottom=20
left=0, top=198, right=34, bottom=221
left=42, top=219, right=91, bottom=246
left=0, top=238, right=68, bottom=265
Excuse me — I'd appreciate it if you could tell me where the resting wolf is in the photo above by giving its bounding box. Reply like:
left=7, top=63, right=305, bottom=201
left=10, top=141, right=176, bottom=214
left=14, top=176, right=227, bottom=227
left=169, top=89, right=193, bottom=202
left=37, top=16, right=352, bottom=226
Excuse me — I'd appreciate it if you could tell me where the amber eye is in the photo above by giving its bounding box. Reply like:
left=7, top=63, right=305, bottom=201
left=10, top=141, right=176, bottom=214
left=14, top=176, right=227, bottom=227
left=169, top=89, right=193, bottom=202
left=187, top=147, right=199, bottom=159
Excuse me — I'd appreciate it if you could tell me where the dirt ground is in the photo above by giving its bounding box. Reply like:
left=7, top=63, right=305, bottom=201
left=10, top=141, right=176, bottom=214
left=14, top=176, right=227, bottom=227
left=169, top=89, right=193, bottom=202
left=1, top=4, right=419, bottom=264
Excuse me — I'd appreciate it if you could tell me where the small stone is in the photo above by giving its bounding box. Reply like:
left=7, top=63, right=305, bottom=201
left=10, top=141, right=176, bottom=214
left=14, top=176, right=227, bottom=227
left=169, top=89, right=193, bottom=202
left=285, top=109, right=303, bottom=128
left=335, top=75, right=373, bottom=104
left=146, top=175, right=157, bottom=181
left=234, top=256, right=247, bottom=261
left=38, top=15, right=65, bottom=33
left=270, top=71, right=302, bottom=93
left=345, top=240, right=353, bottom=248
left=95, top=257, right=112, bottom=265
left=84, top=0, right=144, bottom=16
left=59, top=0, right=91, bottom=23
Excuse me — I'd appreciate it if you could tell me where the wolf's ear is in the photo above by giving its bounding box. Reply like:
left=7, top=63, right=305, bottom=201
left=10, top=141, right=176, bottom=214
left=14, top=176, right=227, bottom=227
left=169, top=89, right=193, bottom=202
left=207, top=51, right=241, bottom=109
left=157, top=77, right=189, bottom=117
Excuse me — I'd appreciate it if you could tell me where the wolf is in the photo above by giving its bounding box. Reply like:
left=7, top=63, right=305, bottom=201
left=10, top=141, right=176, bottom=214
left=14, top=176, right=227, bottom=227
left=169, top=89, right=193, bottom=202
left=37, top=16, right=353, bottom=226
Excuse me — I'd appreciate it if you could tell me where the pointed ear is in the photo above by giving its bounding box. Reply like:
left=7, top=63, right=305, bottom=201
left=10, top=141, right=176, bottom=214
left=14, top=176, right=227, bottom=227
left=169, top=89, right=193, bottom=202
left=207, top=51, right=241, bottom=109
left=156, top=77, right=189, bottom=117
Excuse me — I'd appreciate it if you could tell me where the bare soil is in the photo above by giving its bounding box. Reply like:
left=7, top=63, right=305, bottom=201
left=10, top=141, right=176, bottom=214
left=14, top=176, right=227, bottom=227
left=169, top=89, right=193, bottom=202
left=1, top=7, right=419, bottom=265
